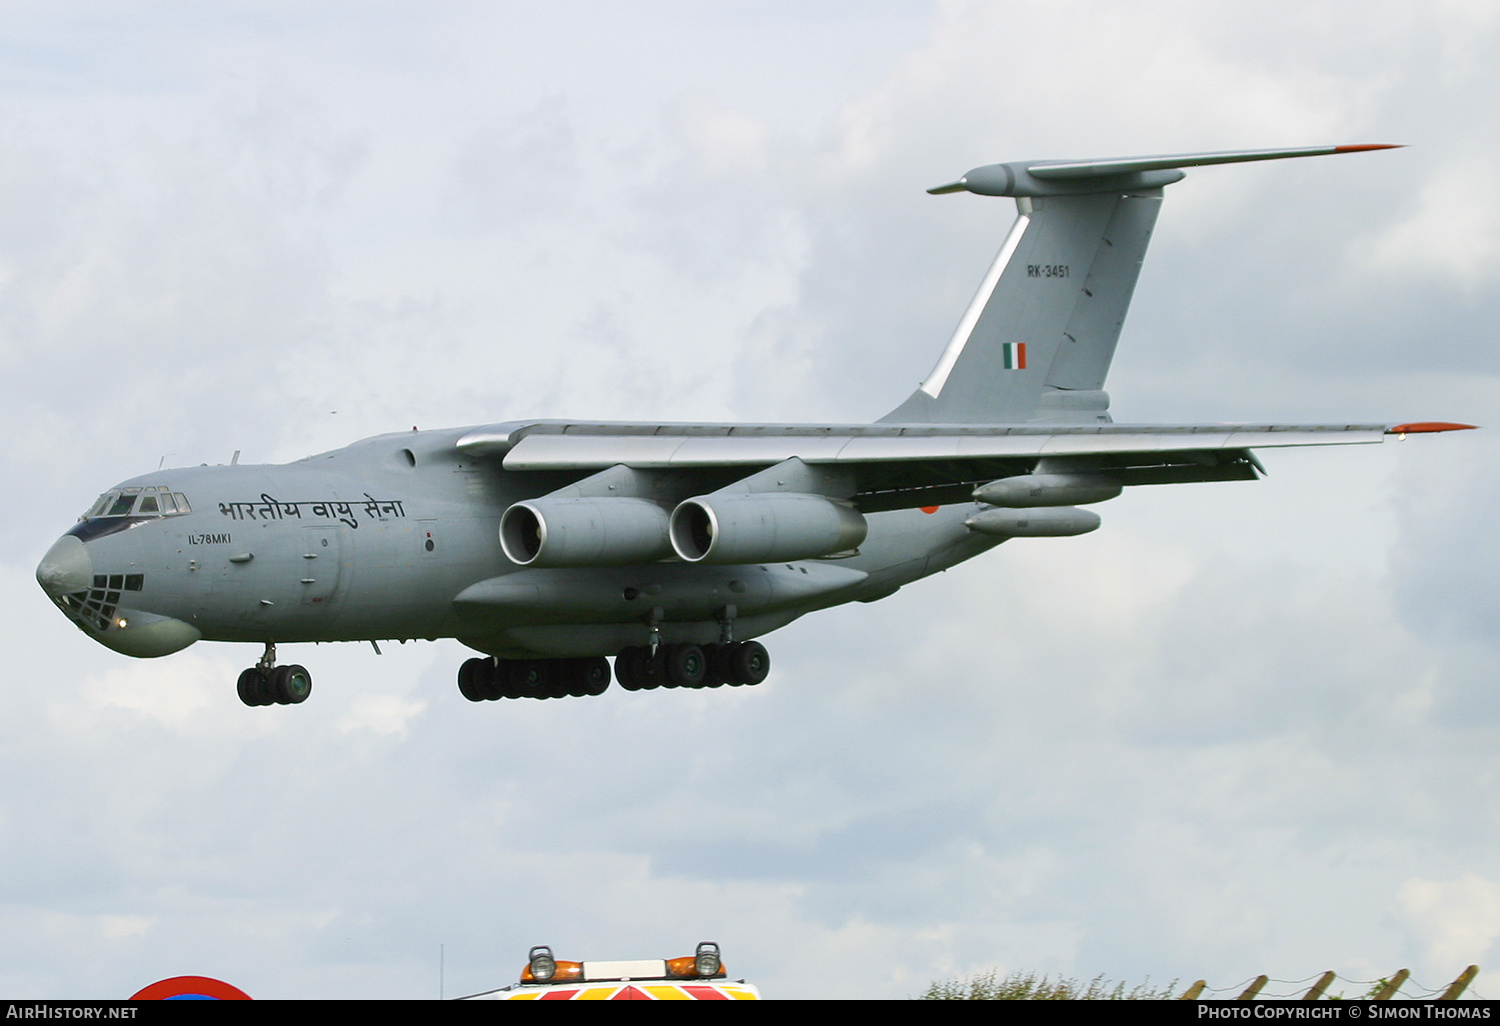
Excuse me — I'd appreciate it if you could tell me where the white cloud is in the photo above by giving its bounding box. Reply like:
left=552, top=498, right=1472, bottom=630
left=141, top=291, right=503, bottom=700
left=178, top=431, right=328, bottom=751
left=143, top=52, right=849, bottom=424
left=1398, top=875, right=1500, bottom=974
left=75, top=651, right=235, bottom=732
left=1358, top=161, right=1500, bottom=292
left=336, top=695, right=427, bottom=738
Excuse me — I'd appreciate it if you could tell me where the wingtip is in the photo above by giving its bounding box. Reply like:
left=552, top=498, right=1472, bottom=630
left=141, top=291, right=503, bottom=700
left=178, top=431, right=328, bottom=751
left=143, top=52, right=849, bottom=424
left=1387, top=421, right=1478, bottom=435
left=1336, top=143, right=1405, bottom=152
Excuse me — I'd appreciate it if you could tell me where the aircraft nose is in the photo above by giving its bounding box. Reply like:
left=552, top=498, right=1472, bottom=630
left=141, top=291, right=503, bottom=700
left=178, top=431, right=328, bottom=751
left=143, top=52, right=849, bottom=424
left=36, top=535, right=92, bottom=599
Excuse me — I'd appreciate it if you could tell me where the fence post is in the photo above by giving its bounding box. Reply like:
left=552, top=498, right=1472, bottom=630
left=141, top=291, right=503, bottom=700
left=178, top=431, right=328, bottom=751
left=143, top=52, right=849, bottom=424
left=1237, top=975, right=1268, bottom=1000
left=1439, top=966, right=1479, bottom=1000
left=1372, top=969, right=1409, bottom=1000
left=1303, top=971, right=1335, bottom=1000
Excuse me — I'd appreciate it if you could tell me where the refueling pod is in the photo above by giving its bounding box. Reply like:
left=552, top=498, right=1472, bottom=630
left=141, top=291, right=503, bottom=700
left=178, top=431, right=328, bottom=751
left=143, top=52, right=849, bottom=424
left=974, top=473, right=1122, bottom=508
left=670, top=492, right=868, bottom=564
left=965, top=506, right=1101, bottom=537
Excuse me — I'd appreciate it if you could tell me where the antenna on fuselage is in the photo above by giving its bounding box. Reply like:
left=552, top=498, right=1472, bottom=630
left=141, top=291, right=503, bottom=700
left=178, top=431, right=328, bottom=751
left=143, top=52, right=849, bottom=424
left=231, top=450, right=241, bottom=466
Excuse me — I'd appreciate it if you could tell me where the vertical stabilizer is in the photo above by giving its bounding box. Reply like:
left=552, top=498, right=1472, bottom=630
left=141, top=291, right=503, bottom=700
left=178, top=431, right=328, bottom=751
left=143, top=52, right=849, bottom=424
left=882, top=145, right=1400, bottom=425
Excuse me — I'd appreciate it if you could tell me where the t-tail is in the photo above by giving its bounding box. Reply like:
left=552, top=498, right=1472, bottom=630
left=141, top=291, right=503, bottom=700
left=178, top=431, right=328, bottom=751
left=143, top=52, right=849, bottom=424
left=881, top=144, right=1401, bottom=425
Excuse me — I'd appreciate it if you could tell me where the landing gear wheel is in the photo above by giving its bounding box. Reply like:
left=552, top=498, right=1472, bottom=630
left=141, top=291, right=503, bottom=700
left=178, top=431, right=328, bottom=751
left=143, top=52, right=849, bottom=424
left=271, top=664, right=313, bottom=704
left=618, top=646, right=664, bottom=690
left=557, top=659, right=586, bottom=697
left=511, top=659, right=553, bottom=699
left=563, top=657, right=610, bottom=697
left=496, top=660, right=524, bottom=700
left=479, top=659, right=505, bottom=700
left=458, top=658, right=490, bottom=702
left=702, top=644, right=730, bottom=688
left=726, top=641, right=770, bottom=685
left=237, top=668, right=271, bottom=707
left=583, top=657, right=611, bottom=695
left=615, top=649, right=642, bottom=690
left=665, top=644, right=707, bottom=687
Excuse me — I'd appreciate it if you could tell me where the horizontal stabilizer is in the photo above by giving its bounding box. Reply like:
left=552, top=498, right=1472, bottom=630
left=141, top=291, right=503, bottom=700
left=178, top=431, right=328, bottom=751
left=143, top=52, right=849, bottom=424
left=1027, top=144, right=1401, bottom=180
left=928, top=144, right=1401, bottom=197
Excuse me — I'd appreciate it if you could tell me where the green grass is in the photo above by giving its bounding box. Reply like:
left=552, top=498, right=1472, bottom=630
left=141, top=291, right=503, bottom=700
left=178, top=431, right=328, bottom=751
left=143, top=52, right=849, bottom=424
left=920, top=970, right=1180, bottom=1000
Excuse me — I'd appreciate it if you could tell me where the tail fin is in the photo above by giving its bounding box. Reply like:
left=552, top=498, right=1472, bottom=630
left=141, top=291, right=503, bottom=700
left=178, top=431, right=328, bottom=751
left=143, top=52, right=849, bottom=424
left=881, top=145, right=1400, bottom=425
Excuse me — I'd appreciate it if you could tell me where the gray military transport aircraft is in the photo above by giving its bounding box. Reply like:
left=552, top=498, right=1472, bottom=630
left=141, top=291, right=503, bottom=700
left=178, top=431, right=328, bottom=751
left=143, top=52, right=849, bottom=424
left=37, top=144, right=1472, bottom=707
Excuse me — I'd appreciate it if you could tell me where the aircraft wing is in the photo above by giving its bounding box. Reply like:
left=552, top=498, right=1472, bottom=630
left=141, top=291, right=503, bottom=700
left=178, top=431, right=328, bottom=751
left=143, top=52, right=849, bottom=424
left=457, top=420, right=1470, bottom=513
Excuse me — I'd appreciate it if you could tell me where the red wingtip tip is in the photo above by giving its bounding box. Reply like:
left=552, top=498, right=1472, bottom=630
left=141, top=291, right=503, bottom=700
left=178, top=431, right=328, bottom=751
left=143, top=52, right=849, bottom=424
left=1388, top=421, right=1477, bottom=434
left=1336, top=144, right=1404, bottom=152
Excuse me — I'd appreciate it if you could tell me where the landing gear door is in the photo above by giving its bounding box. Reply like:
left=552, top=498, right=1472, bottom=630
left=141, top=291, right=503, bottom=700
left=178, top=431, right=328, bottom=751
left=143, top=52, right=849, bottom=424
left=300, top=527, right=344, bottom=606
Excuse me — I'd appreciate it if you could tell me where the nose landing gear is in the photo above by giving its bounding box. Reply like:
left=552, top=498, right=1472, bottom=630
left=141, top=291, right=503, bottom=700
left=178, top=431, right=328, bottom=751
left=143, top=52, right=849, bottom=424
left=236, top=642, right=313, bottom=707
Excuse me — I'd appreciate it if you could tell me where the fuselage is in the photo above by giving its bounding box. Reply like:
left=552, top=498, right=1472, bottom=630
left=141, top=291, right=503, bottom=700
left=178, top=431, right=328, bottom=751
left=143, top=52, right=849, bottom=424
left=37, top=425, right=999, bottom=662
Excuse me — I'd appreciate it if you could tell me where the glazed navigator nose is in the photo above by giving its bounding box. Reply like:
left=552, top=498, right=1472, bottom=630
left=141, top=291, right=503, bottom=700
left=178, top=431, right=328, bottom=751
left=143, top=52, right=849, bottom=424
left=36, top=535, right=92, bottom=598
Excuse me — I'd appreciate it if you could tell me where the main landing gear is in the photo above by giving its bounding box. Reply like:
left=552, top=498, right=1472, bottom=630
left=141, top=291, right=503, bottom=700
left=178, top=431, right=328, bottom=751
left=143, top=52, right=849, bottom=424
left=454, top=642, right=771, bottom=702
left=457, top=656, right=612, bottom=702
left=613, top=642, right=769, bottom=691
left=236, top=642, right=312, bottom=707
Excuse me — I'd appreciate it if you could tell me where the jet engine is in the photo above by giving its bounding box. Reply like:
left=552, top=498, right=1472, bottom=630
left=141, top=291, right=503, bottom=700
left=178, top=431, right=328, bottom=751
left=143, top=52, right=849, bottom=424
left=670, top=493, right=868, bottom=564
left=500, top=497, right=673, bottom=567
left=974, top=473, right=1121, bottom=507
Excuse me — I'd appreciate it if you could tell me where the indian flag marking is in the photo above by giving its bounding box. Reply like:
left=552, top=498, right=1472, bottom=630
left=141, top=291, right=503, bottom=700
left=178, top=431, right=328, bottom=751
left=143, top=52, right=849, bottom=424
left=1003, top=342, right=1027, bottom=369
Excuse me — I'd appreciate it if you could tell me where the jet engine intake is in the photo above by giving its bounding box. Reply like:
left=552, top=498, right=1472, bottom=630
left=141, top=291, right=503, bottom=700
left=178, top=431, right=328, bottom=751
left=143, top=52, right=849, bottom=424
left=500, top=497, right=673, bottom=567
left=973, top=473, right=1121, bottom=507
left=965, top=506, right=1101, bottom=537
left=670, top=492, right=868, bottom=564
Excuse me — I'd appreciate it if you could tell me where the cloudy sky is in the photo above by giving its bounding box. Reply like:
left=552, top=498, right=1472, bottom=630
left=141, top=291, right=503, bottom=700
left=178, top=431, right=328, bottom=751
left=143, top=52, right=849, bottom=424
left=3, top=0, right=1499, bottom=1000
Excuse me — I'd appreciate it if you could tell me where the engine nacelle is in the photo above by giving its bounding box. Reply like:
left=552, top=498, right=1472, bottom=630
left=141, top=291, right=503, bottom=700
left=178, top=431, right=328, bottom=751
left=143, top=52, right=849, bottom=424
left=500, top=497, right=673, bottom=567
left=965, top=506, right=1101, bottom=537
left=973, top=473, right=1122, bottom=507
left=670, top=492, right=868, bottom=564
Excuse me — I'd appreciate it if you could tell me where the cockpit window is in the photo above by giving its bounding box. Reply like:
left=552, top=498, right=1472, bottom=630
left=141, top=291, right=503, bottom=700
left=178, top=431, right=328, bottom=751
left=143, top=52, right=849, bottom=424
left=82, top=486, right=191, bottom=521
left=107, top=490, right=140, bottom=516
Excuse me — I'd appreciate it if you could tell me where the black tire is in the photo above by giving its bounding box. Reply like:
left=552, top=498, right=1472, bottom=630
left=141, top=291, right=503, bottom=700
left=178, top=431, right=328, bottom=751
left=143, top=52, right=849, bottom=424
left=511, top=659, right=553, bottom=699
left=665, top=644, right=707, bottom=687
left=581, top=657, right=611, bottom=696
left=493, top=660, right=521, bottom=700
left=237, top=668, right=269, bottom=707
left=479, top=659, right=505, bottom=700
left=702, top=644, right=730, bottom=688
left=726, top=641, right=770, bottom=685
left=557, top=658, right=587, bottom=698
left=272, top=664, right=313, bottom=705
left=625, top=646, right=664, bottom=690
left=614, top=649, right=641, bottom=691
left=458, top=658, right=489, bottom=702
